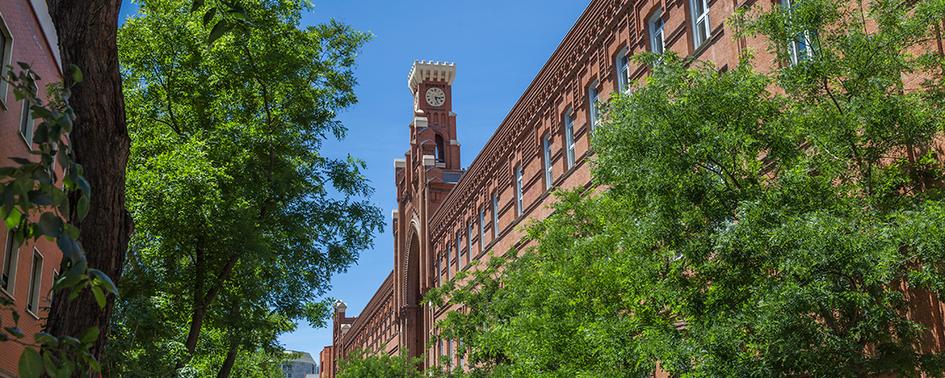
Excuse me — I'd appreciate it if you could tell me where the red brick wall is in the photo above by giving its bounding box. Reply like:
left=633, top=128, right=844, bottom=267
left=0, top=0, right=62, bottom=376
left=319, top=346, right=334, bottom=378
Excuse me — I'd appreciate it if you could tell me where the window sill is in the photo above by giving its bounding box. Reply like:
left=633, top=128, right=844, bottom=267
left=0, top=287, right=13, bottom=302
left=26, top=308, right=39, bottom=320
left=18, top=131, right=33, bottom=151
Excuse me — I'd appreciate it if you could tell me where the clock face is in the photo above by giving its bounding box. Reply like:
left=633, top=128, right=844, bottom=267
left=425, top=87, right=446, bottom=107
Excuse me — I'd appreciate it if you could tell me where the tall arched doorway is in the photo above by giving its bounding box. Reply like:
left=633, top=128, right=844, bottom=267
left=402, top=228, right=424, bottom=359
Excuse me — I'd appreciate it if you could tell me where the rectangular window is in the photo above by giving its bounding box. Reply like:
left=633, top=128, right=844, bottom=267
left=588, top=82, right=600, bottom=131
left=616, top=49, right=630, bottom=93
left=27, top=249, right=42, bottom=314
left=467, top=222, right=474, bottom=258
left=649, top=9, right=665, bottom=54
left=478, top=208, right=486, bottom=247
left=491, top=194, right=499, bottom=238
left=437, top=254, right=442, bottom=286
left=19, top=95, right=33, bottom=147
left=564, top=111, right=575, bottom=169
left=446, top=244, right=452, bottom=280
left=455, top=232, right=462, bottom=269
left=0, top=17, right=12, bottom=107
left=1, top=230, right=17, bottom=295
left=515, top=165, right=524, bottom=216
left=691, top=0, right=711, bottom=48
left=447, top=339, right=453, bottom=367
left=542, top=134, right=553, bottom=190
left=782, top=0, right=813, bottom=65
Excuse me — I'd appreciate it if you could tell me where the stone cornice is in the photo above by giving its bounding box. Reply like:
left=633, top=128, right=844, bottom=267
left=408, top=61, right=457, bottom=93
left=340, top=271, right=395, bottom=349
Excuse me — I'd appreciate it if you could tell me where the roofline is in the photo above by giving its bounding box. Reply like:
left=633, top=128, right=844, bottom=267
left=429, top=0, right=607, bottom=226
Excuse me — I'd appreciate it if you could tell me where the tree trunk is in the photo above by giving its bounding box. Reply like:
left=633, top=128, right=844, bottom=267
left=44, top=0, right=132, bottom=362
left=216, top=341, right=239, bottom=378
left=183, top=305, right=207, bottom=361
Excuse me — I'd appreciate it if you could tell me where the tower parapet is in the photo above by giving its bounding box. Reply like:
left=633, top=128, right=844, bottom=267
left=407, top=61, right=456, bottom=93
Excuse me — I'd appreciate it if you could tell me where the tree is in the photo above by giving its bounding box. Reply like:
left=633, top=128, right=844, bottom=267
left=431, top=0, right=945, bottom=375
left=109, top=0, right=383, bottom=375
left=336, top=352, right=428, bottom=378
left=44, top=0, right=133, bottom=361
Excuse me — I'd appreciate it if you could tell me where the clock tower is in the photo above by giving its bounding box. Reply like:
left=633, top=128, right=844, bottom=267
left=392, top=60, right=461, bottom=364
left=407, top=60, right=459, bottom=169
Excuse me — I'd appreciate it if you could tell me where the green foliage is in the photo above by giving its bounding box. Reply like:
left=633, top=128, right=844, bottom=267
left=108, top=0, right=382, bottom=375
left=337, top=351, right=429, bottom=378
left=430, top=0, right=945, bottom=376
left=0, top=65, right=118, bottom=377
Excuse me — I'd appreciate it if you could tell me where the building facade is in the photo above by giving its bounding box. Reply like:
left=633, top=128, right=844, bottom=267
left=0, top=0, right=63, bottom=376
left=318, top=346, right=334, bottom=378
left=324, top=0, right=945, bottom=375
left=282, top=351, right=319, bottom=378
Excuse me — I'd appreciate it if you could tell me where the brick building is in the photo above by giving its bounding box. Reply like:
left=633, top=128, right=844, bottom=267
left=323, top=0, right=945, bottom=375
left=0, top=0, right=63, bottom=376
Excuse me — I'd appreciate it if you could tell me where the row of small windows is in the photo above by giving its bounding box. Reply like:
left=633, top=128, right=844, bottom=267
left=436, top=336, right=466, bottom=371
left=434, top=0, right=816, bottom=288
left=1, top=230, right=47, bottom=316
left=436, top=192, right=501, bottom=287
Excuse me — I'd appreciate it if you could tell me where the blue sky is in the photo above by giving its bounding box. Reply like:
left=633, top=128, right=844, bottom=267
left=121, top=0, right=591, bottom=360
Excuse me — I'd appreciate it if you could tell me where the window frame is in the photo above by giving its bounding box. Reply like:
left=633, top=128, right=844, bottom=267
left=690, top=0, right=711, bottom=48
left=467, top=222, right=474, bottom=259
left=514, top=165, right=524, bottom=217
left=19, top=87, right=34, bottom=149
left=491, top=193, right=499, bottom=238
left=649, top=8, right=666, bottom=54
left=542, top=133, right=553, bottom=190
left=0, top=13, right=12, bottom=110
left=437, top=253, right=442, bottom=286
left=455, top=231, right=462, bottom=268
left=446, top=243, right=452, bottom=280
left=1, top=230, right=17, bottom=297
left=781, top=0, right=813, bottom=65
left=588, top=82, right=600, bottom=131
left=563, top=110, right=575, bottom=169
left=27, top=248, right=43, bottom=317
left=478, top=208, right=486, bottom=247
left=615, top=48, right=631, bottom=93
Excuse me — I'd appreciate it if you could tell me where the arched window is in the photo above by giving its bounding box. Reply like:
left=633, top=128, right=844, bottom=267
left=435, top=134, right=446, bottom=163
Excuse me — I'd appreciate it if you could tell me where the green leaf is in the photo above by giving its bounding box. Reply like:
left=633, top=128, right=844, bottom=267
left=76, top=176, right=91, bottom=196
left=67, top=64, right=83, bottom=85
left=27, top=190, right=53, bottom=206
left=18, top=348, right=42, bottom=378
left=191, top=0, right=204, bottom=12
left=4, top=208, right=21, bottom=229
left=89, top=269, right=118, bottom=295
left=91, top=286, right=106, bottom=309
left=79, top=326, right=99, bottom=344
left=53, top=270, right=83, bottom=291
left=38, top=212, right=63, bottom=237
left=77, top=193, right=90, bottom=220
left=56, top=236, right=83, bottom=263
left=208, top=20, right=229, bottom=45
left=34, top=332, right=58, bottom=347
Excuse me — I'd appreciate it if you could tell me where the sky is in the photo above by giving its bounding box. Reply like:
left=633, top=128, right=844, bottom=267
left=120, top=0, right=591, bottom=361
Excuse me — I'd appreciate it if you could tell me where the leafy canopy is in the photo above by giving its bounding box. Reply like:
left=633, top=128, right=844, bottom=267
left=428, top=0, right=945, bottom=376
left=108, top=0, right=383, bottom=375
